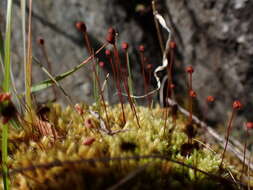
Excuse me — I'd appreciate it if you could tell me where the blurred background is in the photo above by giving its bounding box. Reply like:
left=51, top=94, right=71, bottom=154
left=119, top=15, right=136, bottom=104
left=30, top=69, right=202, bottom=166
left=0, top=0, right=252, bottom=148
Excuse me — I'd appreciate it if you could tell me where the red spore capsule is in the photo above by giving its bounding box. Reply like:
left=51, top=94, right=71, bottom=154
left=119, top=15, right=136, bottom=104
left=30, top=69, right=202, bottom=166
left=186, top=66, right=194, bottom=74
left=206, top=96, right=215, bottom=103
left=105, top=49, right=111, bottom=56
left=189, top=90, right=197, bottom=98
left=146, top=64, right=152, bottom=70
left=74, top=104, right=83, bottom=115
left=37, top=37, right=44, bottom=45
left=121, top=42, right=129, bottom=50
left=138, top=45, right=145, bottom=52
left=233, top=100, right=242, bottom=110
left=246, top=122, right=253, bottom=130
left=75, top=21, right=86, bottom=32
left=0, top=93, right=11, bottom=102
left=82, top=137, right=96, bottom=146
left=84, top=118, right=95, bottom=129
left=170, top=84, right=175, bottom=89
left=170, top=41, right=176, bottom=49
left=99, top=61, right=105, bottom=68
left=106, top=27, right=116, bottom=44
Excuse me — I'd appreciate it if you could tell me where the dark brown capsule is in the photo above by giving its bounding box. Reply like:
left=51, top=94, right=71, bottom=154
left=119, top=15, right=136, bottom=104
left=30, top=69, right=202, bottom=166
left=184, top=123, right=197, bottom=139
left=1, top=102, right=17, bottom=119
left=180, top=142, right=199, bottom=157
left=120, top=141, right=136, bottom=151
left=37, top=105, right=50, bottom=121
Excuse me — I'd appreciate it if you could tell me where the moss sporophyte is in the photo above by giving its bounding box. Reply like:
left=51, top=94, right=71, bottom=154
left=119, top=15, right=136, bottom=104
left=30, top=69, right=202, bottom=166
left=0, top=1, right=252, bottom=189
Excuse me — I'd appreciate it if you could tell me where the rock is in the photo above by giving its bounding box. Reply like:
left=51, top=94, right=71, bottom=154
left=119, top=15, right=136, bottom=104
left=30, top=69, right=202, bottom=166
left=164, top=0, right=253, bottom=136
left=1, top=0, right=150, bottom=104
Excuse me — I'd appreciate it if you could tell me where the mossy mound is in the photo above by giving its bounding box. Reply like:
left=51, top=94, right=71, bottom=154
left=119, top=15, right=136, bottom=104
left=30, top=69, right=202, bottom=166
left=1, top=103, right=237, bottom=189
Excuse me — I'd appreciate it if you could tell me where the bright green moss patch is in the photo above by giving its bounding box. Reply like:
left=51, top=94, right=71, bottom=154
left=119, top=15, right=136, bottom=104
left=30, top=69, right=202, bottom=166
left=1, top=103, right=238, bottom=189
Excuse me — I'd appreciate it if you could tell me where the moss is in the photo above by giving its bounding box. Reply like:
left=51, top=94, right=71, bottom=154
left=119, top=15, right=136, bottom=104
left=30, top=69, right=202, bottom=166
left=0, top=103, right=238, bottom=189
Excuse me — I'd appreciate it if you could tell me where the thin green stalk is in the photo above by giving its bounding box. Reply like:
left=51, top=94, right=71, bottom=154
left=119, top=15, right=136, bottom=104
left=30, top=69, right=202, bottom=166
left=97, top=62, right=103, bottom=110
left=0, top=27, right=4, bottom=71
left=3, top=4, right=13, bottom=91
left=126, top=51, right=134, bottom=98
left=2, top=0, right=14, bottom=189
left=82, top=29, right=100, bottom=106
left=92, top=59, right=110, bottom=131
left=30, top=43, right=107, bottom=93
left=6, top=0, right=20, bottom=109
left=1, top=124, right=9, bottom=190
left=33, top=57, right=74, bottom=106
left=25, top=0, right=33, bottom=111
left=21, top=0, right=26, bottom=56
left=21, top=0, right=26, bottom=87
left=93, top=63, right=100, bottom=105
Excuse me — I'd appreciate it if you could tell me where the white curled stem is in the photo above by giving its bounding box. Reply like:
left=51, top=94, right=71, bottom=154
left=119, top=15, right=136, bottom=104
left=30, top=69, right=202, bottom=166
left=122, top=12, right=172, bottom=99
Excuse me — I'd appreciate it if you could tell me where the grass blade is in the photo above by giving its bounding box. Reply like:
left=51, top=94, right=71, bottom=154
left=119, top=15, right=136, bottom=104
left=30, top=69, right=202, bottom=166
left=1, top=124, right=9, bottom=190
left=0, top=27, right=4, bottom=73
left=21, top=0, right=26, bottom=70
left=3, top=1, right=13, bottom=92
left=19, top=0, right=26, bottom=103
left=25, top=0, right=33, bottom=110
left=31, top=43, right=107, bottom=93
left=9, top=119, right=21, bottom=130
left=33, top=57, right=74, bottom=105
left=31, top=57, right=90, bottom=92
left=2, top=0, right=14, bottom=189
left=126, top=51, right=134, bottom=98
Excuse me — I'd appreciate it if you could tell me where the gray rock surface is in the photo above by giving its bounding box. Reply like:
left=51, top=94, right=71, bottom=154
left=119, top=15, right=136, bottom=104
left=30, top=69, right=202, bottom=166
left=1, top=0, right=150, bottom=104
left=165, top=0, right=253, bottom=137
left=1, top=0, right=252, bottom=140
